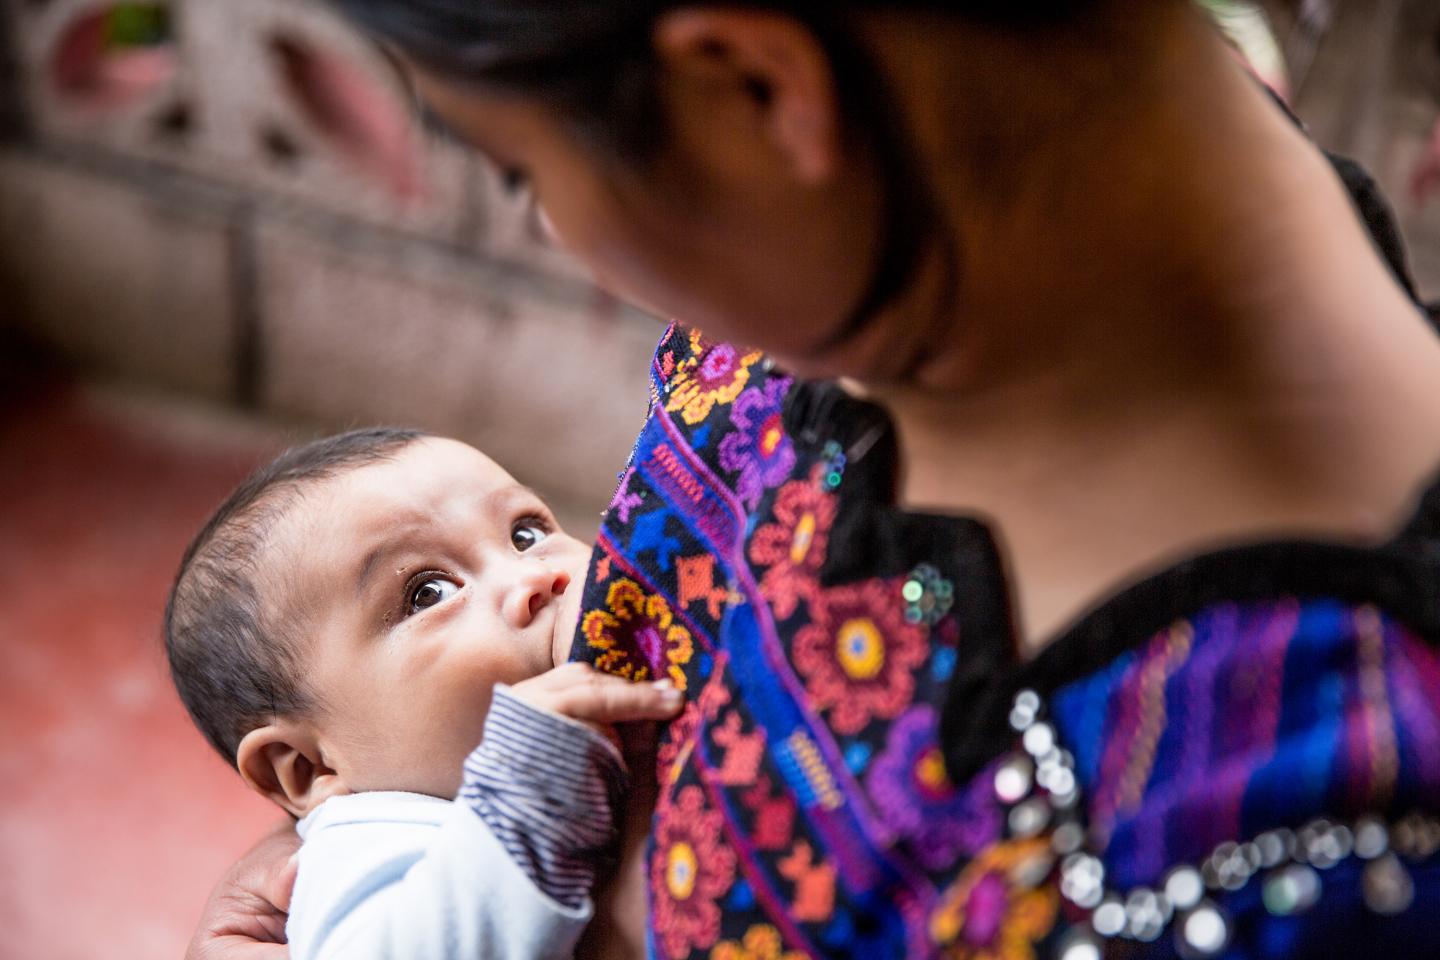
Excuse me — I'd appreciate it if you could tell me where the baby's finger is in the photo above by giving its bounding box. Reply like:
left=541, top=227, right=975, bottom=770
left=553, top=673, right=684, bottom=724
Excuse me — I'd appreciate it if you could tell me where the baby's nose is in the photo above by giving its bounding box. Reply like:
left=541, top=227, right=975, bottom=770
left=511, top=567, right=570, bottom=627
left=526, top=571, right=571, bottom=619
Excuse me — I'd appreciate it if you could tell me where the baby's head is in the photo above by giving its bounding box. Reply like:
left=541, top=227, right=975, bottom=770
left=165, top=428, right=591, bottom=816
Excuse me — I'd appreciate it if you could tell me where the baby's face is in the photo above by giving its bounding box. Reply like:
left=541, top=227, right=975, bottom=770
left=269, top=437, right=592, bottom=800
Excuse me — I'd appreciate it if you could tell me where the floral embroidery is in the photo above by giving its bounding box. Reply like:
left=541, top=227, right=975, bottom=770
left=867, top=706, right=1004, bottom=871
left=652, top=785, right=738, bottom=958
left=660, top=701, right=703, bottom=786
left=710, top=925, right=806, bottom=960
left=718, top=377, right=796, bottom=509
left=792, top=579, right=928, bottom=735
left=666, top=330, right=764, bottom=426
left=581, top=579, right=694, bottom=688
left=576, top=326, right=1070, bottom=958
left=748, top=467, right=839, bottom=620
left=928, top=839, right=1060, bottom=960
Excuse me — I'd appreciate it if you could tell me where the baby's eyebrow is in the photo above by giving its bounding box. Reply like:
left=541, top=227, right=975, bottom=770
left=351, top=486, right=544, bottom=598
left=354, top=540, right=403, bottom=600
left=488, top=483, right=544, bottom=511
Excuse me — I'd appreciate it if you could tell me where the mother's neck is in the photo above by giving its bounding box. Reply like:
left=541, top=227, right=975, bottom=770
left=850, top=5, right=1440, bottom=647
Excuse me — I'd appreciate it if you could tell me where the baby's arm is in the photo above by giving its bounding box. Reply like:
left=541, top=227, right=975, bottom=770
left=288, top=666, right=680, bottom=960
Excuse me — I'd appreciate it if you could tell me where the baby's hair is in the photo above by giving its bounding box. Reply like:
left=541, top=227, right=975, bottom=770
left=164, top=427, right=427, bottom=768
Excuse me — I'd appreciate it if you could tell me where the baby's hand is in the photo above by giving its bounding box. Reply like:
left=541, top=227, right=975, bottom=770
left=509, top=662, right=683, bottom=730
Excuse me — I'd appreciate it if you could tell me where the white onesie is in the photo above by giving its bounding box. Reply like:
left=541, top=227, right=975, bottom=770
left=286, top=685, right=626, bottom=960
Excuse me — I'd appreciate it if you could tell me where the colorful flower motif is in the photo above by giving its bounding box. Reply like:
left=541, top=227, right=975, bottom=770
left=581, top=579, right=695, bottom=689
left=665, top=330, right=764, bottom=426
left=652, top=785, right=738, bottom=958
left=791, top=579, right=928, bottom=735
left=928, top=839, right=1060, bottom=960
left=748, top=467, right=839, bottom=620
left=710, top=925, right=806, bottom=960
left=866, top=706, right=1004, bottom=871
left=718, top=376, right=796, bottom=509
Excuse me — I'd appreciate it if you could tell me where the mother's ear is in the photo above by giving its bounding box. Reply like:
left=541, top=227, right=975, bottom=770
left=237, top=722, right=349, bottom=819
left=652, top=9, right=841, bottom=184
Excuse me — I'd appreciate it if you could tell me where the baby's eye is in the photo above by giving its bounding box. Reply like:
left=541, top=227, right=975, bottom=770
left=511, top=520, right=549, bottom=552
left=409, top=577, right=459, bottom=614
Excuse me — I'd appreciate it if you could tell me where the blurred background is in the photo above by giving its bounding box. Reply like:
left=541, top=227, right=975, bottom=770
left=0, top=1, right=1437, bottom=957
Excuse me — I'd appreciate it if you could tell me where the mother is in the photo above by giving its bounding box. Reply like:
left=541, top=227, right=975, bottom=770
left=194, top=1, right=1440, bottom=958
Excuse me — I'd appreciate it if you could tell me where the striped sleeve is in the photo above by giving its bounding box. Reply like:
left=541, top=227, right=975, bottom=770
left=456, top=684, right=628, bottom=910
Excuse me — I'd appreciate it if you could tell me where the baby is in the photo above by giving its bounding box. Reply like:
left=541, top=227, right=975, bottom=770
left=164, top=427, right=679, bottom=959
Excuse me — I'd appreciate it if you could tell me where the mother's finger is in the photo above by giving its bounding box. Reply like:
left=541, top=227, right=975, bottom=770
left=551, top=674, right=684, bottom=724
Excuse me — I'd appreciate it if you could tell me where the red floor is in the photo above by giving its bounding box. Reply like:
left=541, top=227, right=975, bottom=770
left=0, top=383, right=290, bottom=959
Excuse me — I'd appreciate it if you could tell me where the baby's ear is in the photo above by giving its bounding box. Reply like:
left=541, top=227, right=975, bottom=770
left=237, top=723, right=349, bottom=819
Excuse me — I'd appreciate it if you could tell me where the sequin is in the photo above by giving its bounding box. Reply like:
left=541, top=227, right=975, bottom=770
left=1262, top=863, right=1321, bottom=916
left=1363, top=854, right=1415, bottom=915
left=1178, top=902, right=1229, bottom=957
left=1009, top=691, right=1042, bottom=738
left=901, top=563, right=954, bottom=627
left=1354, top=817, right=1390, bottom=860
left=819, top=441, right=847, bottom=491
left=1022, top=722, right=1056, bottom=758
left=1056, top=932, right=1103, bottom=960
left=1008, top=798, right=1051, bottom=839
left=1254, top=830, right=1293, bottom=868
left=1091, top=898, right=1126, bottom=936
left=1052, top=821, right=1086, bottom=856
left=1062, top=853, right=1107, bottom=910
left=993, top=755, right=1034, bottom=805
left=1164, top=866, right=1205, bottom=911
left=1125, top=888, right=1170, bottom=941
left=1296, top=820, right=1352, bottom=869
left=1391, top=813, right=1440, bottom=860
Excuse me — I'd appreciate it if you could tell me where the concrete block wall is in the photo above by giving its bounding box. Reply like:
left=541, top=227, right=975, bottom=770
left=1284, top=0, right=1440, bottom=299
left=0, top=151, right=237, bottom=399
left=0, top=0, right=660, bottom=533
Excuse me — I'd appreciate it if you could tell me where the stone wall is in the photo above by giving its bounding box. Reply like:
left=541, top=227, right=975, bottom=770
left=1, top=0, right=1438, bottom=531
left=0, top=0, right=660, bottom=533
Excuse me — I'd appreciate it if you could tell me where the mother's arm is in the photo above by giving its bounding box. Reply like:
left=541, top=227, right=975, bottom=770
left=574, top=725, right=659, bottom=960
left=186, top=818, right=300, bottom=960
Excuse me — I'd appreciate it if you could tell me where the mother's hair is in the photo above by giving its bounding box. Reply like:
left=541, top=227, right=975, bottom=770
left=326, top=0, right=1112, bottom=354
left=327, top=0, right=1106, bottom=156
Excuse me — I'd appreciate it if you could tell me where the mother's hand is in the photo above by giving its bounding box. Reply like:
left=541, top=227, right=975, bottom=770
left=186, top=818, right=300, bottom=960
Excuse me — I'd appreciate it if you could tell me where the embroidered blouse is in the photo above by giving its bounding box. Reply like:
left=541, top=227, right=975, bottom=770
left=568, top=322, right=1440, bottom=960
